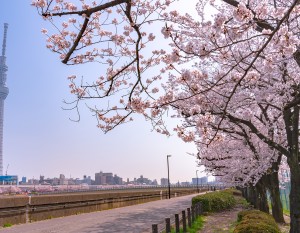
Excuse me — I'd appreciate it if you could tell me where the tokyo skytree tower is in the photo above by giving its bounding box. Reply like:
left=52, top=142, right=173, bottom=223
left=0, top=23, right=9, bottom=176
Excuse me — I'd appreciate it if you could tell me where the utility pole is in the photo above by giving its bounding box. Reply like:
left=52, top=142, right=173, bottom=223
left=167, top=155, right=172, bottom=199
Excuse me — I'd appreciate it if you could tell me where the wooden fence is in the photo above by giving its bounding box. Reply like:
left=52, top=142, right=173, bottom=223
left=151, top=202, right=203, bottom=233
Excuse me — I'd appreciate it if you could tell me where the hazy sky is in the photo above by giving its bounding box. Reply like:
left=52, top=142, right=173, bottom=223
left=0, top=0, right=207, bottom=183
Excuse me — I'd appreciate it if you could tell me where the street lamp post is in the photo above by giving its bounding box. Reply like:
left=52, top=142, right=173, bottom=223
left=167, top=155, right=172, bottom=199
left=196, top=170, right=199, bottom=193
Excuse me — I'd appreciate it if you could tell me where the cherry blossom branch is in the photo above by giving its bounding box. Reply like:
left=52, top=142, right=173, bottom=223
left=41, top=0, right=128, bottom=17
left=225, top=114, right=289, bottom=156
left=63, top=16, right=90, bottom=64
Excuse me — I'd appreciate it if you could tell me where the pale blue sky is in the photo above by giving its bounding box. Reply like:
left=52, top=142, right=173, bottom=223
left=0, top=0, right=206, bottom=183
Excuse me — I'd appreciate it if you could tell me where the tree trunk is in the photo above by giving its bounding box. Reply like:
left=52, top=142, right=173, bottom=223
left=241, top=187, right=247, bottom=200
left=265, top=159, right=285, bottom=223
left=287, top=156, right=300, bottom=233
left=283, top=105, right=300, bottom=233
left=244, top=187, right=250, bottom=204
left=256, top=179, right=269, bottom=213
left=248, top=186, right=256, bottom=207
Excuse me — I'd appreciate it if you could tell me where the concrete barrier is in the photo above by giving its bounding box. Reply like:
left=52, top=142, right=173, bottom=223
left=0, top=196, right=29, bottom=226
left=0, top=188, right=199, bottom=226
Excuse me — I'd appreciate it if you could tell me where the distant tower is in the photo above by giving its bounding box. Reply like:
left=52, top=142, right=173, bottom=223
left=0, top=23, right=9, bottom=176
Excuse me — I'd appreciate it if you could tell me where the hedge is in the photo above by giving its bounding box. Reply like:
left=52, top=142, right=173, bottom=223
left=234, top=210, right=280, bottom=233
left=192, top=190, right=236, bottom=212
left=222, top=188, right=242, bottom=196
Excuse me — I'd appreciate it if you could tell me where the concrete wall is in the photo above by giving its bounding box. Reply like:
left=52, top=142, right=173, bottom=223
left=0, top=188, right=200, bottom=226
left=0, top=196, right=28, bottom=226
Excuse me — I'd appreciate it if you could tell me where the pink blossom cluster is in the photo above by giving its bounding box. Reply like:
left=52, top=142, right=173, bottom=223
left=33, top=0, right=300, bottom=189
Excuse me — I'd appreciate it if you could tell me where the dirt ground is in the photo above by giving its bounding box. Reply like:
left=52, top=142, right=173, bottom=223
left=198, top=206, right=243, bottom=233
left=278, top=215, right=290, bottom=233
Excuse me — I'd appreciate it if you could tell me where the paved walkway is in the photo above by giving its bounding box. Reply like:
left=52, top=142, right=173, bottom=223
left=0, top=193, right=199, bottom=233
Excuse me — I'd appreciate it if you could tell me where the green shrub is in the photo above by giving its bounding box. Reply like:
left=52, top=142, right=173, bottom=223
left=237, top=210, right=275, bottom=222
left=234, top=210, right=280, bottom=233
left=3, top=223, right=12, bottom=228
left=192, top=190, right=236, bottom=212
left=223, top=188, right=242, bottom=196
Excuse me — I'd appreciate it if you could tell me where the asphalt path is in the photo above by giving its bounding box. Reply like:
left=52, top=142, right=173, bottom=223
left=0, top=193, right=200, bottom=233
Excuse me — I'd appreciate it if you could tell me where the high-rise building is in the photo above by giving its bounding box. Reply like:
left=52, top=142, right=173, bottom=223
left=59, top=174, right=68, bottom=185
left=0, top=24, right=9, bottom=176
left=161, top=178, right=169, bottom=186
left=21, top=177, right=27, bottom=183
left=192, top=176, right=208, bottom=185
left=95, top=172, right=114, bottom=185
left=113, top=174, right=123, bottom=185
left=39, top=175, right=44, bottom=183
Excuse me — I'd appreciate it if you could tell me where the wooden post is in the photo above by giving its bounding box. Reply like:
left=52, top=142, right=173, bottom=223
left=182, top=210, right=187, bottom=232
left=187, top=207, right=192, bottom=228
left=165, top=218, right=171, bottom=233
left=191, top=205, right=195, bottom=222
left=152, top=224, right=158, bottom=233
left=175, top=213, right=180, bottom=233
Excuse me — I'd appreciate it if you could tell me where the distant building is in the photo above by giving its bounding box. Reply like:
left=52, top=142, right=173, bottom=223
left=161, top=178, right=169, bottom=186
left=136, top=175, right=152, bottom=185
left=21, top=176, right=27, bottom=183
left=192, top=177, right=208, bottom=185
left=95, top=172, right=114, bottom=185
left=39, top=175, right=44, bottom=183
left=28, top=178, right=39, bottom=185
left=74, top=178, right=81, bottom=185
left=152, top=179, right=158, bottom=186
left=0, top=175, right=18, bottom=185
left=82, top=175, right=92, bottom=185
left=67, top=178, right=76, bottom=185
left=181, top=181, right=190, bottom=186
left=52, top=178, right=59, bottom=185
left=113, top=175, right=123, bottom=185
left=59, top=174, right=68, bottom=185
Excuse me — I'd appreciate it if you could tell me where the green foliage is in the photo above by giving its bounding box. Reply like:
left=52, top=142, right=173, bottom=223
left=223, top=188, right=242, bottom=196
left=283, top=208, right=290, bottom=216
left=192, top=190, right=236, bottom=212
left=229, top=221, right=238, bottom=233
left=3, top=223, right=12, bottom=228
left=235, top=196, right=250, bottom=208
left=234, top=210, right=280, bottom=233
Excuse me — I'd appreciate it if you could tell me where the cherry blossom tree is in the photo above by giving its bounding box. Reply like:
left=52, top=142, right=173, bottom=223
left=32, top=0, right=300, bottom=231
left=195, top=119, right=284, bottom=219
left=161, top=0, right=300, bottom=230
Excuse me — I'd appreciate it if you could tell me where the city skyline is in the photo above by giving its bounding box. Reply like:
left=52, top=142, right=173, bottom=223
left=21, top=170, right=209, bottom=184
left=21, top=170, right=210, bottom=186
left=0, top=0, right=205, bottom=183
